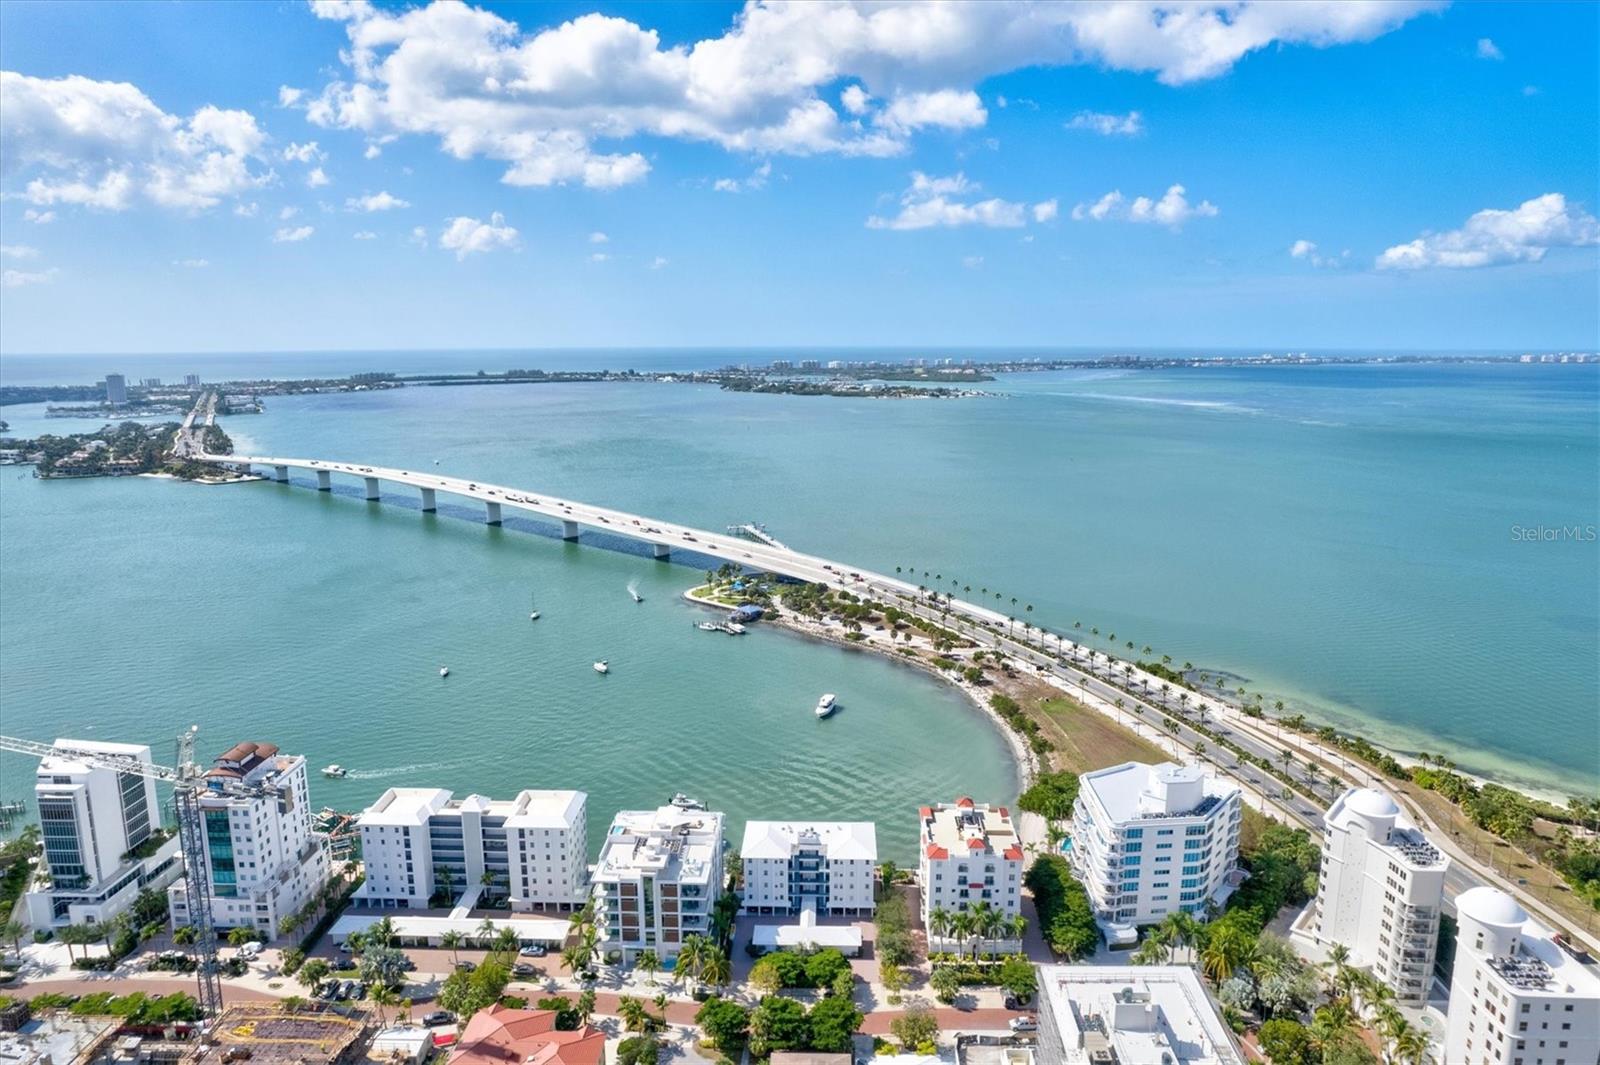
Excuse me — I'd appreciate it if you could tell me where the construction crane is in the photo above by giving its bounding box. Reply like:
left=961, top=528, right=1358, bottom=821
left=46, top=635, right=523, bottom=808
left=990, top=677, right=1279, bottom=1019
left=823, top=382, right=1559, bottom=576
left=0, top=726, right=270, bottom=1022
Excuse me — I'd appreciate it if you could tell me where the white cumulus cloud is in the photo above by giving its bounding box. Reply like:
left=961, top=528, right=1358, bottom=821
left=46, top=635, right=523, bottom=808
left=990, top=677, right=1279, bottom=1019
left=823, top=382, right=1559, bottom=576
left=2, top=267, right=59, bottom=287
left=307, top=166, right=331, bottom=188
left=353, top=230, right=378, bottom=239
left=0, top=244, right=39, bottom=259
left=712, top=160, right=771, bottom=193
left=1476, top=37, right=1503, bottom=60
left=438, top=212, right=520, bottom=259
left=282, top=141, right=325, bottom=163
left=1, top=71, right=270, bottom=212
left=173, top=258, right=210, bottom=268
left=1071, top=184, right=1217, bottom=228
left=23, top=209, right=56, bottom=224
left=1033, top=199, right=1059, bottom=223
left=273, top=224, right=316, bottom=243
left=346, top=190, right=410, bottom=211
left=1066, top=110, right=1144, bottom=136
left=867, top=171, right=1030, bottom=231
left=648, top=256, right=668, bottom=269
left=589, top=231, right=608, bottom=243
left=294, top=0, right=1435, bottom=190
left=1376, top=193, right=1600, bottom=270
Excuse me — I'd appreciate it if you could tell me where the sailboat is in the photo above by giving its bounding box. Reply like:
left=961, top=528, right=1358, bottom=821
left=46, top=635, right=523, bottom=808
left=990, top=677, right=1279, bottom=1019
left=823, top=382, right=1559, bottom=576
left=529, top=590, right=541, bottom=621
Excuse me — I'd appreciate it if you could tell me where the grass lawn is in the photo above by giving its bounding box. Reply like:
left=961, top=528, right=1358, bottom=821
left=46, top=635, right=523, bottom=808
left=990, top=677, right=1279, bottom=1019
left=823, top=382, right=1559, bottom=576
left=1016, top=683, right=1170, bottom=775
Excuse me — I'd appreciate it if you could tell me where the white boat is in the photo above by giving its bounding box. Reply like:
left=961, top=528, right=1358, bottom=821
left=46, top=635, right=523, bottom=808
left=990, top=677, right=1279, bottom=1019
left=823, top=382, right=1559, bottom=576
left=696, top=621, right=719, bottom=631
left=593, top=660, right=609, bottom=674
left=628, top=582, right=643, bottom=603
left=321, top=764, right=347, bottom=778
left=439, top=666, right=450, bottom=678
left=529, top=590, right=540, bottom=621
left=815, top=693, right=837, bottom=719
left=724, top=622, right=746, bottom=635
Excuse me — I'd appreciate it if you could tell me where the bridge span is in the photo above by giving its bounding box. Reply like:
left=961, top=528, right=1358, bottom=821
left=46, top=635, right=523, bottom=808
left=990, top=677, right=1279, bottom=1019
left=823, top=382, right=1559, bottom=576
left=202, top=452, right=936, bottom=604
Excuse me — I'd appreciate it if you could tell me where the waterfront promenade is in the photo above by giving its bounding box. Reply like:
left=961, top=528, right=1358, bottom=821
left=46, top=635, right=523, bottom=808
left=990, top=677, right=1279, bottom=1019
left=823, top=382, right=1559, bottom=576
left=201, top=450, right=1598, bottom=954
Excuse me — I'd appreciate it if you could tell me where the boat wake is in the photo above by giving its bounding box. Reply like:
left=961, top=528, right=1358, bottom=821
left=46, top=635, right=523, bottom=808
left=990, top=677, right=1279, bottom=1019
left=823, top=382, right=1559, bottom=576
left=346, top=760, right=459, bottom=781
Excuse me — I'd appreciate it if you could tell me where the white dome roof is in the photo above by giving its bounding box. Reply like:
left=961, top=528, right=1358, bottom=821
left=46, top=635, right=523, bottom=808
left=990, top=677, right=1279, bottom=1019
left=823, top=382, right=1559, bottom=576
left=1344, top=788, right=1400, bottom=818
left=1457, top=887, right=1528, bottom=927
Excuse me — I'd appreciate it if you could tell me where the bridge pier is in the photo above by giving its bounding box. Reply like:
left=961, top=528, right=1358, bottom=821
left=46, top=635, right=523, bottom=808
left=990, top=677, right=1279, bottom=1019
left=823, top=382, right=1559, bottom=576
left=485, top=501, right=502, bottom=526
left=316, top=470, right=331, bottom=492
left=420, top=487, right=436, bottom=513
left=273, top=464, right=289, bottom=483
left=561, top=519, right=580, bottom=541
left=364, top=476, right=380, bottom=501
left=653, top=543, right=670, bottom=560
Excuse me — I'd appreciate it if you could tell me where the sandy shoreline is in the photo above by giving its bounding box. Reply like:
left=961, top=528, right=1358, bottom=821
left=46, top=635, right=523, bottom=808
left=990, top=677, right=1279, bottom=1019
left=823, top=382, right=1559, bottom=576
left=681, top=586, right=1040, bottom=794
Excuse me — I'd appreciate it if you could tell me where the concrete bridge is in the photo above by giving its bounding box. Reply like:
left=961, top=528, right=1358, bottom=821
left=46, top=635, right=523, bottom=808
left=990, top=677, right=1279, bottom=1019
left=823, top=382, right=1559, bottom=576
left=203, top=453, right=926, bottom=597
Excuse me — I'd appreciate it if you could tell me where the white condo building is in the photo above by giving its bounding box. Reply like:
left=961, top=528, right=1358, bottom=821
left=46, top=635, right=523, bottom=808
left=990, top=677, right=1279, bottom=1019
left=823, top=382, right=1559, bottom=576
left=918, top=799, right=1025, bottom=946
left=1444, top=887, right=1600, bottom=1065
left=1070, top=762, right=1242, bottom=935
left=740, top=820, right=877, bottom=916
left=1304, top=787, right=1448, bottom=1004
left=592, top=799, right=724, bottom=963
left=168, top=742, right=330, bottom=940
left=1036, top=965, right=1245, bottom=1065
left=356, top=787, right=588, bottom=912
left=25, top=740, right=182, bottom=929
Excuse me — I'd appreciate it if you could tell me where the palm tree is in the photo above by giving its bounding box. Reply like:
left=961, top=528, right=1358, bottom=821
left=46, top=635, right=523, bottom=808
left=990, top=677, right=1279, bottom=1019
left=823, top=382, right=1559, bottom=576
left=370, top=915, right=397, bottom=950
left=1320, top=943, right=1352, bottom=999
left=967, top=901, right=998, bottom=958
left=928, top=907, right=953, bottom=947
left=369, top=984, right=398, bottom=1028
left=494, top=926, right=520, bottom=957
left=1310, top=1001, right=1359, bottom=1058
left=0, top=920, right=25, bottom=962
left=475, top=918, right=498, bottom=949
left=618, top=996, right=654, bottom=1034
left=700, top=945, right=731, bottom=990
left=440, top=930, right=465, bottom=966
left=576, top=989, right=596, bottom=1026
left=949, top=911, right=975, bottom=959
left=560, top=945, right=587, bottom=979
left=637, top=948, right=660, bottom=986
left=1157, top=912, right=1199, bottom=963
left=1388, top=1018, right=1429, bottom=1065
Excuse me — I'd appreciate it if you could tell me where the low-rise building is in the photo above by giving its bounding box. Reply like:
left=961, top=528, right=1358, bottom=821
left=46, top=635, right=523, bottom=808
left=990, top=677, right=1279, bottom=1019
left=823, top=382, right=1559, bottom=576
left=918, top=798, right=1025, bottom=950
left=356, top=787, right=588, bottom=912
left=593, top=798, right=724, bottom=963
left=1069, top=761, right=1242, bottom=937
left=740, top=820, right=876, bottom=916
left=1035, top=965, right=1244, bottom=1065
left=1443, top=887, right=1600, bottom=1065
left=1301, top=787, right=1448, bottom=1003
left=168, top=741, right=330, bottom=940
left=450, top=1004, right=603, bottom=1065
left=24, top=739, right=181, bottom=930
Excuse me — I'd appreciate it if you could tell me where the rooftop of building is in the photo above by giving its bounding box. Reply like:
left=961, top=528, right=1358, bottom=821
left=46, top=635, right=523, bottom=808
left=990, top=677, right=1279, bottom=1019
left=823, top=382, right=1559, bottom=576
left=593, top=805, right=723, bottom=884
left=449, top=1004, right=604, bottom=1065
left=1461, top=889, right=1600, bottom=999
left=36, top=739, right=154, bottom=780
left=185, top=1005, right=368, bottom=1065
left=919, top=799, right=1022, bottom=862
left=1038, top=965, right=1243, bottom=1065
left=204, top=741, right=298, bottom=786
left=741, top=820, right=877, bottom=862
left=1325, top=788, right=1446, bottom=869
left=332, top=912, right=568, bottom=945
left=359, top=788, right=584, bottom=830
left=1081, top=762, right=1239, bottom=824
left=0, top=1014, right=119, bottom=1065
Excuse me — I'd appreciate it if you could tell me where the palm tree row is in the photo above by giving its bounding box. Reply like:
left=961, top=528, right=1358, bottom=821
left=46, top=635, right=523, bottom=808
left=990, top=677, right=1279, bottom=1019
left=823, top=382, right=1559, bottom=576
left=927, top=902, right=1027, bottom=959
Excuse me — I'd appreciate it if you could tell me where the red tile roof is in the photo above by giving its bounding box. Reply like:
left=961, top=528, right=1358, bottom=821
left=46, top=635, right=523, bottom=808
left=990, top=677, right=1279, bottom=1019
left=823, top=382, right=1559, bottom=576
left=965, top=837, right=987, bottom=850
left=918, top=806, right=933, bottom=819
left=449, top=1005, right=603, bottom=1065
left=924, top=843, right=949, bottom=860
left=955, top=796, right=975, bottom=808
left=1002, top=844, right=1024, bottom=861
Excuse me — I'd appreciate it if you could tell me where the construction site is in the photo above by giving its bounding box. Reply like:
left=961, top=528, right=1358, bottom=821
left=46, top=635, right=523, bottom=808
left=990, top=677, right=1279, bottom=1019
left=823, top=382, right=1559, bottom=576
left=183, top=1007, right=370, bottom=1065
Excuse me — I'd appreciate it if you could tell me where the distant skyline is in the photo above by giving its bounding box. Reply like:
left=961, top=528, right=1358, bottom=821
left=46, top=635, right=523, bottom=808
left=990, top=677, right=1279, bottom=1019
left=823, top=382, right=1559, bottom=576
left=2, top=0, right=1597, bottom=354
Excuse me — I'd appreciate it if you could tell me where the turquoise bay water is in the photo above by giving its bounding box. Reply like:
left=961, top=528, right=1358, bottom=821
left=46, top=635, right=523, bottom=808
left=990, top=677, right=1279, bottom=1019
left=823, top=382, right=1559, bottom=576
left=1, top=359, right=1596, bottom=840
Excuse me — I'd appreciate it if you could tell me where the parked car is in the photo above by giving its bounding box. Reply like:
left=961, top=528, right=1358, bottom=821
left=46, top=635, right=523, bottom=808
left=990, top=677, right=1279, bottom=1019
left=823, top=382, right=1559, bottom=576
left=318, top=981, right=339, bottom=1000
left=238, top=942, right=261, bottom=960
left=421, top=1011, right=455, bottom=1028
left=338, top=940, right=357, bottom=954
left=512, top=963, right=538, bottom=978
left=1008, top=1016, right=1038, bottom=1033
left=454, top=960, right=476, bottom=973
left=518, top=944, right=547, bottom=957
left=353, top=982, right=368, bottom=1000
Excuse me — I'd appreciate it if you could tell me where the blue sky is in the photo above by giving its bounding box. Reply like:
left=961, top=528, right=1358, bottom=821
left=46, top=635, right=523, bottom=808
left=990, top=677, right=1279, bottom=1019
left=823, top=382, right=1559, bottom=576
left=1, top=0, right=1596, bottom=355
